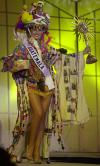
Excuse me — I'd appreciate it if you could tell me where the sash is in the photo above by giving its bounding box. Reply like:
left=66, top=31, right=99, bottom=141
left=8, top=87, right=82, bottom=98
left=24, top=43, right=54, bottom=90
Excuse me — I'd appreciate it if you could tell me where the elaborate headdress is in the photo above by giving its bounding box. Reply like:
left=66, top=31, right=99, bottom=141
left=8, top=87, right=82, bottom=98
left=15, top=1, right=50, bottom=36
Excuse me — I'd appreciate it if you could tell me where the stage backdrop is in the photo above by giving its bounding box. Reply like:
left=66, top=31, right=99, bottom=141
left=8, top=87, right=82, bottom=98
left=0, top=0, right=100, bottom=153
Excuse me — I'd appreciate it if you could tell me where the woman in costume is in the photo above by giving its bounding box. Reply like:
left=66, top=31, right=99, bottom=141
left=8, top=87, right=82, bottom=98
left=1, top=1, right=95, bottom=164
left=1, top=1, right=61, bottom=163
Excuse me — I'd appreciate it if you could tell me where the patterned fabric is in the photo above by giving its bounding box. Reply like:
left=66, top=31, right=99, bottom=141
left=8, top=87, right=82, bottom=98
left=1, top=44, right=62, bottom=158
left=8, top=78, right=30, bottom=157
left=56, top=52, right=89, bottom=124
left=1, top=46, right=89, bottom=158
left=1, top=44, right=59, bottom=83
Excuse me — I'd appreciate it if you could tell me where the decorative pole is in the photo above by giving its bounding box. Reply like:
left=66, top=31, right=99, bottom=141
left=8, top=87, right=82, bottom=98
left=75, top=0, right=79, bottom=54
left=72, top=0, right=80, bottom=54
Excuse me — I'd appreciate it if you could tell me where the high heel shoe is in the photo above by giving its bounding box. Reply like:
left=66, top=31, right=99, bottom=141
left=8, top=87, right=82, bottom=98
left=33, top=153, right=42, bottom=164
left=26, top=146, right=34, bottom=163
left=16, top=156, right=22, bottom=163
left=26, top=155, right=34, bottom=164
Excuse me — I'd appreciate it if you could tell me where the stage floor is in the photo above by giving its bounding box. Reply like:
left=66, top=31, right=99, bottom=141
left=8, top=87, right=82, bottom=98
left=17, top=152, right=100, bottom=166
left=17, top=162, right=100, bottom=166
